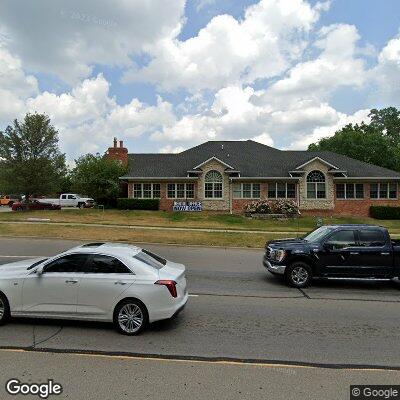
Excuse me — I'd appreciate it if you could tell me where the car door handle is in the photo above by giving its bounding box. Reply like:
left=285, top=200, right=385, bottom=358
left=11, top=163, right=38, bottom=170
left=65, top=279, right=78, bottom=284
left=114, top=281, right=127, bottom=285
left=381, top=252, right=390, bottom=256
left=350, top=252, right=359, bottom=255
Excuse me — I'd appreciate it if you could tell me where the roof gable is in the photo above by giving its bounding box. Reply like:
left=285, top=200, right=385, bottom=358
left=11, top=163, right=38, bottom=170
left=192, top=156, right=235, bottom=170
left=295, top=156, right=340, bottom=170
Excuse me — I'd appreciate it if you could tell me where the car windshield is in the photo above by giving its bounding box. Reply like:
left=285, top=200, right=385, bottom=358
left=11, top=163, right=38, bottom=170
left=27, top=258, right=48, bottom=270
left=302, top=226, right=334, bottom=242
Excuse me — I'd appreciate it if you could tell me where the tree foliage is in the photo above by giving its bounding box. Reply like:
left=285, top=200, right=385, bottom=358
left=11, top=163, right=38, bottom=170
left=308, top=107, right=400, bottom=171
left=70, top=153, right=127, bottom=205
left=0, top=113, right=67, bottom=196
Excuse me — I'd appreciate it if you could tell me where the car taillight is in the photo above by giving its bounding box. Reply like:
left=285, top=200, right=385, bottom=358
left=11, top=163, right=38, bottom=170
left=155, top=280, right=177, bottom=298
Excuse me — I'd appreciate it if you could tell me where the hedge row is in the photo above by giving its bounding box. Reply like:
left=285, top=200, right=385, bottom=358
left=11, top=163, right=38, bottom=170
left=116, top=198, right=159, bottom=210
left=370, top=206, right=400, bottom=219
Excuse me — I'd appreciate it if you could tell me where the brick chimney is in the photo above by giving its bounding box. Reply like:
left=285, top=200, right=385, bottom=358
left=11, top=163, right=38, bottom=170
left=106, top=137, right=128, bottom=167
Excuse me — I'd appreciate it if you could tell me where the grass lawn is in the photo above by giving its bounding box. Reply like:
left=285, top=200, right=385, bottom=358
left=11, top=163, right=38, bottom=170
left=0, top=208, right=399, bottom=248
left=0, top=223, right=291, bottom=248
left=1, top=208, right=400, bottom=233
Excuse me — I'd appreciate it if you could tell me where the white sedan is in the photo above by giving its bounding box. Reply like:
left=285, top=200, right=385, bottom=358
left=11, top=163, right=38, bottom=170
left=0, top=243, right=188, bottom=335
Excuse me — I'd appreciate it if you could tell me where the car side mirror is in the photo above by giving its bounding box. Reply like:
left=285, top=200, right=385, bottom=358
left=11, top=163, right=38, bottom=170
left=36, top=265, right=44, bottom=275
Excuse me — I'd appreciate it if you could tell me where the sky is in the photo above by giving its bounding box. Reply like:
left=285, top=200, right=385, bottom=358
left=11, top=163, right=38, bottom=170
left=0, top=0, right=399, bottom=162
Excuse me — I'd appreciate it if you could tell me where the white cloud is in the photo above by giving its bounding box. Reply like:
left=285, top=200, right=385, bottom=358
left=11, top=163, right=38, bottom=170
left=22, top=74, right=177, bottom=158
left=0, top=0, right=185, bottom=83
left=0, top=42, right=39, bottom=123
left=125, top=0, right=325, bottom=91
left=196, top=0, right=216, bottom=12
left=373, top=35, right=400, bottom=104
left=288, top=108, right=371, bottom=149
left=265, top=24, right=366, bottom=105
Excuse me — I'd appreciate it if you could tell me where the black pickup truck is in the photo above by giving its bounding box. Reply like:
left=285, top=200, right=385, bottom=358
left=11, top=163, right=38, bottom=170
left=263, top=224, right=400, bottom=288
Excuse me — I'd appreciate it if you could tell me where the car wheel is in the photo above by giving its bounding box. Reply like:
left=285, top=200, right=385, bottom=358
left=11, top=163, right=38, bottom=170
left=0, top=293, right=10, bottom=325
left=285, top=262, right=312, bottom=288
left=113, top=300, right=148, bottom=335
left=8, top=202, right=13, bottom=208
left=16, top=206, right=23, bottom=212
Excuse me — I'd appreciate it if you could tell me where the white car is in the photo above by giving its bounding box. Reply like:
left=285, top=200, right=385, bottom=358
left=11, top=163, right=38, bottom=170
left=0, top=243, right=188, bottom=335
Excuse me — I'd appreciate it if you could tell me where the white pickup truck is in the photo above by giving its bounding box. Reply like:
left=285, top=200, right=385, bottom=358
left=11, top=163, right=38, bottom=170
left=38, top=194, right=95, bottom=209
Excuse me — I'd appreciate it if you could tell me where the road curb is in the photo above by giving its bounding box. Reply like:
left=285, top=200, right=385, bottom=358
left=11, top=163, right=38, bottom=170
left=1, top=347, right=399, bottom=371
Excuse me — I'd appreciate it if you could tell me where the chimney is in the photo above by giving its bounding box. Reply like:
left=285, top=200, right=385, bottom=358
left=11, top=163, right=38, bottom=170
left=106, top=137, right=128, bottom=167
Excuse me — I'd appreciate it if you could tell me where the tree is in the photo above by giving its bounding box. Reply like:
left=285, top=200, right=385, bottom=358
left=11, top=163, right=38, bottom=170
left=0, top=113, right=67, bottom=197
left=308, top=107, right=400, bottom=172
left=70, top=153, right=127, bottom=206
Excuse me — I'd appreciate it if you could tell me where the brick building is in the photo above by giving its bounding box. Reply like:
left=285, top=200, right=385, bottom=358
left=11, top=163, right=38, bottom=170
left=107, top=139, right=400, bottom=216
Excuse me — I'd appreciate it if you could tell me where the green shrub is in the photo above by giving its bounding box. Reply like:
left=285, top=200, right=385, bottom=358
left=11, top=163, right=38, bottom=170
left=370, top=206, right=400, bottom=219
left=117, top=198, right=159, bottom=210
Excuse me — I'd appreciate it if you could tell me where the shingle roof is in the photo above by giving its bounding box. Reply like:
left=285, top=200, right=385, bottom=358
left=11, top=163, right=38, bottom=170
left=123, top=140, right=400, bottom=178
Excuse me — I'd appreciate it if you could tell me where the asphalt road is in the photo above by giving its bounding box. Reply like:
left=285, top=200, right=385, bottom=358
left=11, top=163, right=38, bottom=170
left=0, top=237, right=399, bottom=399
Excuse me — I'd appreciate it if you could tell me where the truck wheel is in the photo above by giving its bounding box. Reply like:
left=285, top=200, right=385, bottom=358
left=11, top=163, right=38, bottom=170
left=285, top=262, right=312, bottom=288
left=78, top=203, right=85, bottom=209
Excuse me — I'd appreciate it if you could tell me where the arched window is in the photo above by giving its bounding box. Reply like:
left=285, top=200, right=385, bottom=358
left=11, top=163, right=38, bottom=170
left=306, top=170, right=326, bottom=199
left=204, top=170, right=223, bottom=198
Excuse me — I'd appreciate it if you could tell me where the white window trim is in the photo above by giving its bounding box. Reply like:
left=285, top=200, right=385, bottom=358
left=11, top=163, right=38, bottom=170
left=167, top=183, right=195, bottom=199
left=204, top=171, right=224, bottom=199
left=133, top=183, right=160, bottom=199
left=267, top=182, right=296, bottom=199
left=370, top=182, right=398, bottom=199
left=306, top=171, right=326, bottom=199
left=233, top=183, right=261, bottom=199
left=336, top=183, right=365, bottom=200
left=204, top=181, right=224, bottom=199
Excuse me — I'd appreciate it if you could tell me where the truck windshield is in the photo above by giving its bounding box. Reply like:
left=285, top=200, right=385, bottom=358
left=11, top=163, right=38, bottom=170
left=303, top=226, right=334, bottom=242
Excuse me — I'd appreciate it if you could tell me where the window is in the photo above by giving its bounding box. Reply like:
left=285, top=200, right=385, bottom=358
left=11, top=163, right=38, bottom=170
left=358, top=230, right=385, bottom=247
left=167, top=183, right=195, bottom=199
left=336, top=183, right=364, bottom=199
left=133, top=183, right=161, bottom=199
left=204, top=170, right=223, bottom=198
left=370, top=182, right=397, bottom=199
left=268, top=182, right=296, bottom=199
left=44, top=254, right=89, bottom=273
left=133, top=249, right=166, bottom=270
left=307, top=171, right=326, bottom=199
left=325, top=230, right=356, bottom=250
left=85, top=255, right=132, bottom=274
left=233, top=183, right=261, bottom=199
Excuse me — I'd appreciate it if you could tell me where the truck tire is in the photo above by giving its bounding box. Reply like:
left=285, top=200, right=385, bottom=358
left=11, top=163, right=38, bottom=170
left=285, top=262, right=312, bottom=288
left=78, top=203, right=85, bottom=209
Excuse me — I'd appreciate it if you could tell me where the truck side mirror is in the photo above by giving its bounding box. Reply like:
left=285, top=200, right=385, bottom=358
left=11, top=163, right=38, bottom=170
left=323, top=242, right=333, bottom=251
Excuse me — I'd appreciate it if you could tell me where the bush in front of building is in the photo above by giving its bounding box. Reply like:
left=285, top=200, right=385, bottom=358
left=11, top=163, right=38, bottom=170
left=370, top=206, right=400, bottom=219
left=244, top=199, right=300, bottom=216
left=117, top=198, right=159, bottom=210
left=273, top=199, right=301, bottom=216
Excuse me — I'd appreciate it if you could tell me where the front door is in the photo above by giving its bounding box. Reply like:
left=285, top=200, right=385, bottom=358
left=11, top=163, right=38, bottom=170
left=320, top=229, right=360, bottom=276
left=22, top=253, right=89, bottom=316
left=76, top=254, right=135, bottom=317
